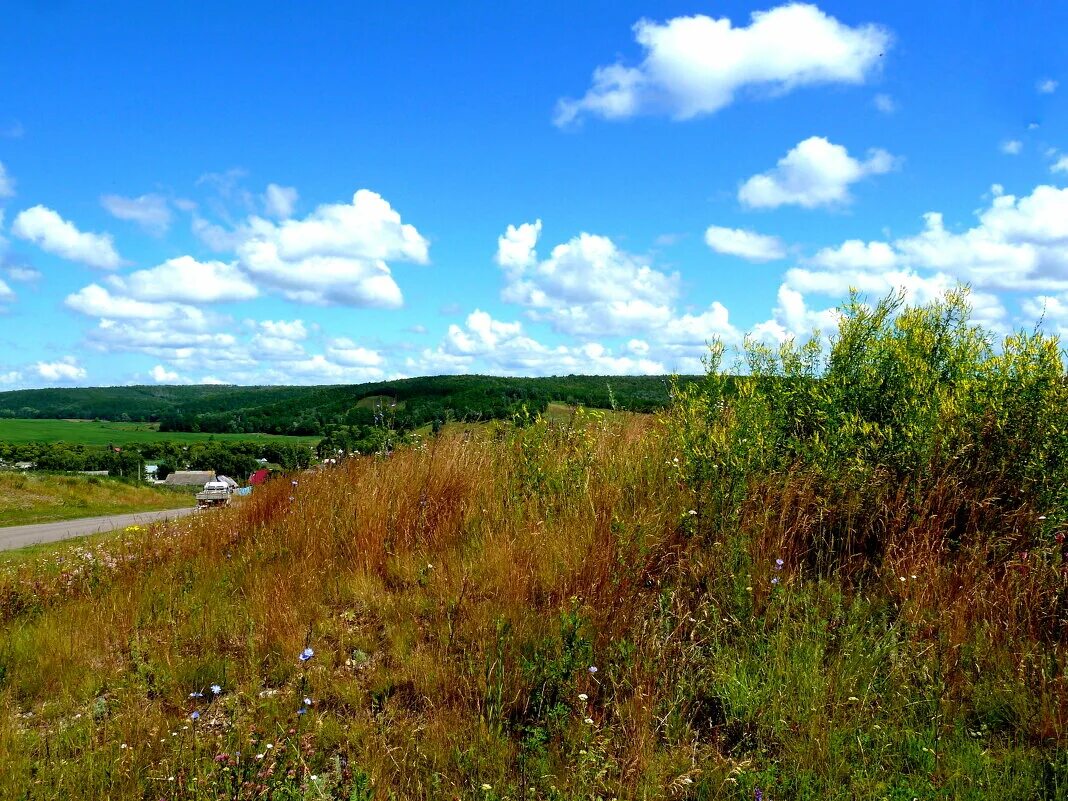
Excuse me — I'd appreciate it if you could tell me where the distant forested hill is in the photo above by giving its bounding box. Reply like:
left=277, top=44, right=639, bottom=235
left=0, top=375, right=699, bottom=436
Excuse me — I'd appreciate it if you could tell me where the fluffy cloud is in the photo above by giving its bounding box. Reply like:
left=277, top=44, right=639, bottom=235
left=420, top=309, right=667, bottom=376
left=775, top=184, right=1068, bottom=331
left=110, top=256, right=258, bottom=303
left=738, top=136, right=897, bottom=209
left=749, top=285, right=841, bottom=343
left=1051, top=155, right=1068, bottom=174
left=236, top=190, right=429, bottom=306
left=326, top=338, right=384, bottom=367
left=496, top=220, right=542, bottom=269
left=250, top=319, right=308, bottom=360
left=893, top=186, right=1068, bottom=290
left=704, top=225, right=786, bottom=261
left=1001, top=140, right=1023, bottom=155
left=1038, top=78, right=1058, bottom=94
left=262, top=184, right=298, bottom=218
left=100, top=193, right=171, bottom=234
left=150, top=364, right=182, bottom=383
left=0, top=162, right=14, bottom=198
left=0, top=277, right=13, bottom=302
left=34, top=356, right=87, bottom=382
left=66, top=283, right=200, bottom=322
left=555, top=4, right=889, bottom=125
left=808, top=239, right=898, bottom=270
left=498, top=223, right=677, bottom=336
left=12, top=206, right=122, bottom=268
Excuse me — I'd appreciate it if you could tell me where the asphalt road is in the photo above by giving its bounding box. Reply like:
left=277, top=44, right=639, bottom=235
left=0, top=507, right=198, bottom=552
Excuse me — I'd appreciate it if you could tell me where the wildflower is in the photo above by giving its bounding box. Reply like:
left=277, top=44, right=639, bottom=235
left=299, top=647, right=314, bottom=662
left=588, top=666, right=597, bottom=674
left=1056, top=532, right=1065, bottom=544
left=191, top=711, right=200, bottom=721
left=775, top=558, right=784, bottom=570
left=210, top=684, right=222, bottom=695
left=291, top=480, right=298, bottom=487
left=755, top=789, right=763, bottom=801
left=189, top=691, right=204, bottom=699
left=578, top=693, right=588, bottom=701
left=771, top=577, right=779, bottom=585
left=687, top=509, right=697, bottom=516
left=296, top=708, right=306, bottom=716
left=584, top=717, right=595, bottom=725
left=481, top=783, right=492, bottom=791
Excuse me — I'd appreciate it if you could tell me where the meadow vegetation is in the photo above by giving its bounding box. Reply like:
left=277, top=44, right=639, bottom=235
left=0, top=289, right=1064, bottom=799
left=0, top=472, right=193, bottom=528
left=0, top=419, right=321, bottom=448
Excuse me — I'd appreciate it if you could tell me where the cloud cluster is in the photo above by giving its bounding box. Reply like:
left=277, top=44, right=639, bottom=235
left=739, top=136, right=897, bottom=209
left=704, top=225, right=786, bottom=261
left=555, top=4, right=889, bottom=125
left=34, top=356, right=87, bottom=382
left=497, top=222, right=678, bottom=336
left=12, top=206, right=123, bottom=268
left=236, top=190, right=429, bottom=306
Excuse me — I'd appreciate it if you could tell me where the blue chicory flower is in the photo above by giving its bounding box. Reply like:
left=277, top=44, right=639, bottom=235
left=191, top=711, right=200, bottom=721
left=299, top=647, right=314, bottom=662
left=210, top=684, right=222, bottom=695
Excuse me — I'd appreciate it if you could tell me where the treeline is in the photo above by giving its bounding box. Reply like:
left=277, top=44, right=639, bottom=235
left=0, top=439, right=314, bottom=478
left=0, top=375, right=695, bottom=437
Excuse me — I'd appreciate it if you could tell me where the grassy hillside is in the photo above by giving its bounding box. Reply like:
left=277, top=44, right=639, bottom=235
left=0, top=292, right=1064, bottom=799
left=0, top=375, right=693, bottom=436
left=0, top=418, right=320, bottom=447
left=0, top=472, right=193, bottom=527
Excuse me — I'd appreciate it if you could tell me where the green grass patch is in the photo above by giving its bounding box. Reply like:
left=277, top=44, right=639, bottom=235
left=0, top=472, right=194, bottom=527
left=0, top=418, right=319, bottom=446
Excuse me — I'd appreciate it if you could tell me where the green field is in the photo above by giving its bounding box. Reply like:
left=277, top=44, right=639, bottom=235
left=0, top=418, right=320, bottom=446
left=0, top=472, right=195, bottom=528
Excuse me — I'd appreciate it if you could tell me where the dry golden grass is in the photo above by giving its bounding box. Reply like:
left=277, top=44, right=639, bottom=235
left=0, top=411, right=1064, bottom=799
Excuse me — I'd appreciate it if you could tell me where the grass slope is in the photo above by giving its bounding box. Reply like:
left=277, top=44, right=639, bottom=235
left=0, top=294, right=1065, bottom=799
left=0, top=472, right=194, bottom=527
left=0, top=418, right=320, bottom=446
left=0, top=414, right=1063, bottom=799
left=0, top=374, right=689, bottom=426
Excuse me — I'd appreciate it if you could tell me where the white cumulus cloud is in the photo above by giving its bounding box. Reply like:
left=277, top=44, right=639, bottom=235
left=498, top=222, right=678, bottom=336
left=704, top=225, right=786, bottom=261
left=235, top=189, right=428, bottom=306
left=555, top=3, right=890, bottom=125
left=34, top=356, right=87, bottom=382
left=12, top=206, right=122, bottom=268
left=150, top=364, right=182, bottom=383
left=1001, top=140, right=1023, bottom=155
left=65, top=284, right=212, bottom=330
left=739, top=136, right=897, bottom=209
left=110, top=256, right=258, bottom=303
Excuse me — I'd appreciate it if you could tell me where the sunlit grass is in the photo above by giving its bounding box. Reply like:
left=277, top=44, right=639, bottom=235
left=0, top=471, right=193, bottom=527
left=0, top=291, right=1065, bottom=799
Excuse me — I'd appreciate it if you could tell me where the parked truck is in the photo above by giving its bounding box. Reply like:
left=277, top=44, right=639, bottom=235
left=195, top=479, right=232, bottom=509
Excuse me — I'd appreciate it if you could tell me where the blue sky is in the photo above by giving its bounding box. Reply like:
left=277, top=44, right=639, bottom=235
left=1, top=1, right=1066, bottom=387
